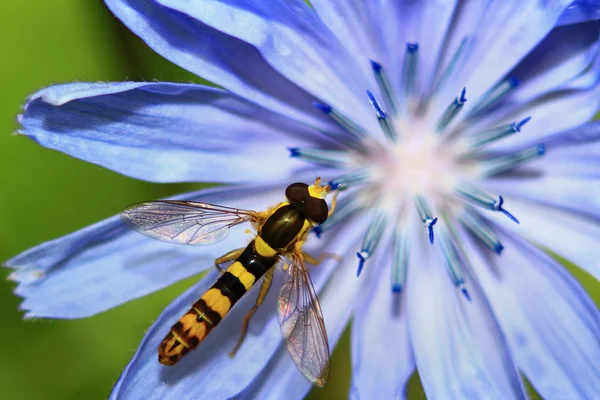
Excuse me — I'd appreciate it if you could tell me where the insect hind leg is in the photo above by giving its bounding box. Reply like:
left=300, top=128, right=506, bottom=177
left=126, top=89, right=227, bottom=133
left=302, top=251, right=342, bottom=266
left=214, top=247, right=245, bottom=273
left=229, top=268, right=274, bottom=357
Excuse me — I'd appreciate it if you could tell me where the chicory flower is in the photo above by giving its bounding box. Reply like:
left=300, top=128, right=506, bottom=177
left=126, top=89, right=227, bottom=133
left=6, top=1, right=600, bottom=399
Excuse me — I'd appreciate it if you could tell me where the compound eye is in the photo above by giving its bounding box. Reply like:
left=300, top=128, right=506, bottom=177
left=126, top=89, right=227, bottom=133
left=285, top=182, right=309, bottom=204
left=306, top=197, right=329, bottom=225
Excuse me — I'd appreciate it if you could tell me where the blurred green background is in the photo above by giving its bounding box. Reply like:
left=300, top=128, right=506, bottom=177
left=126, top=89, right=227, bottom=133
left=0, top=2, right=598, bottom=400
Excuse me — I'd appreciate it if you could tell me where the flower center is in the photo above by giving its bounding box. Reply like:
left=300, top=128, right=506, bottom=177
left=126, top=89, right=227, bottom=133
left=378, top=119, right=460, bottom=205
left=290, top=43, right=546, bottom=297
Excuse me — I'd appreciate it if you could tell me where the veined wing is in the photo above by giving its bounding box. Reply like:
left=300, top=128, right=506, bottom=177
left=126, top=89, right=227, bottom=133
left=121, top=200, right=257, bottom=245
left=277, top=258, right=330, bottom=387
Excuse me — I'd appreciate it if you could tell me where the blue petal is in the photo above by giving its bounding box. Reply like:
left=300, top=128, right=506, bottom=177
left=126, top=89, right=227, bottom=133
left=557, top=0, right=600, bottom=25
left=433, top=0, right=573, bottom=117
left=112, top=216, right=369, bottom=399
left=102, top=0, right=334, bottom=131
left=563, top=50, right=600, bottom=90
left=350, top=241, right=414, bottom=400
left=5, top=184, right=283, bottom=318
left=406, top=225, right=526, bottom=400
left=483, top=176, right=600, bottom=219
left=483, top=197, right=600, bottom=281
left=535, top=119, right=600, bottom=148
left=309, top=1, right=387, bottom=79
left=509, top=20, right=600, bottom=103
left=532, top=145, right=600, bottom=178
left=19, top=82, right=323, bottom=183
left=235, top=216, right=371, bottom=400
left=153, top=0, right=377, bottom=132
left=467, top=227, right=600, bottom=399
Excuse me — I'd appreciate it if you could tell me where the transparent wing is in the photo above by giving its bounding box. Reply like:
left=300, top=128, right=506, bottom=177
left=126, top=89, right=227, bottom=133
left=121, top=200, right=257, bottom=245
left=277, top=259, right=330, bottom=387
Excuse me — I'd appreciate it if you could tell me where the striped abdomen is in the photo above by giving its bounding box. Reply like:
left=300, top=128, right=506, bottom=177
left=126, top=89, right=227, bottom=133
left=158, top=241, right=277, bottom=365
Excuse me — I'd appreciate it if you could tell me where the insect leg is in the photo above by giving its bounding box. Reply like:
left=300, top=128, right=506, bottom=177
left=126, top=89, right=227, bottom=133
left=229, top=268, right=274, bottom=357
left=214, top=248, right=245, bottom=273
left=302, top=251, right=342, bottom=266
left=328, top=189, right=341, bottom=217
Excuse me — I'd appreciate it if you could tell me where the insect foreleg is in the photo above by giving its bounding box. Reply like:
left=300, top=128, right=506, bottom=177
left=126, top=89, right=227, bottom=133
left=327, top=189, right=341, bottom=217
left=229, top=268, right=275, bottom=357
left=214, top=248, right=245, bottom=273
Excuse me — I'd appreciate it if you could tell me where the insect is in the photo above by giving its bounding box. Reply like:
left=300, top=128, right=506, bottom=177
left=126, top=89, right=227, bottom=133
left=120, top=178, right=337, bottom=387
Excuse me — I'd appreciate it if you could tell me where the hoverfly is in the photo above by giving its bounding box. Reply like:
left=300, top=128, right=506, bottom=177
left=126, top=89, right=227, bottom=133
left=120, top=178, right=337, bottom=387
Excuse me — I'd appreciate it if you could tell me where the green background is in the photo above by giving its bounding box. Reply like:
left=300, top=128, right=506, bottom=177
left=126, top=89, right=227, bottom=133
left=0, top=2, right=597, bottom=399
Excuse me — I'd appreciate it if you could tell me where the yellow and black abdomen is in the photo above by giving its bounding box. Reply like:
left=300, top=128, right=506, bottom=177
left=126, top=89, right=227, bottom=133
left=158, top=240, right=278, bottom=365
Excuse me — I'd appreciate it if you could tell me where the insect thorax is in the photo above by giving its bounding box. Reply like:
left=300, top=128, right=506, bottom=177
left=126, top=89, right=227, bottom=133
left=259, top=203, right=308, bottom=251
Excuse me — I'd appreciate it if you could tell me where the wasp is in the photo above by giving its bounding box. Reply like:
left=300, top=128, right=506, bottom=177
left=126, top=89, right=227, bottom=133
left=121, top=178, right=337, bottom=386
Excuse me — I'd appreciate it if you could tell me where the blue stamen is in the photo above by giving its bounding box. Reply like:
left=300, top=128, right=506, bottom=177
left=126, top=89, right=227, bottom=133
left=402, top=43, right=419, bottom=98
left=516, top=116, right=532, bottom=130
left=313, top=102, right=332, bottom=114
left=480, top=143, right=545, bottom=177
left=328, top=168, right=370, bottom=190
left=469, top=116, right=531, bottom=149
left=313, top=101, right=367, bottom=142
left=287, top=147, right=349, bottom=168
left=356, top=211, right=388, bottom=276
left=356, top=251, right=367, bottom=277
left=366, top=90, right=385, bottom=119
left=313, top=196, right=361, bottom=237
left=494, top=196, right=520, bottom=224
left=435, top=87, right=467, bottom=133
left=391, top=230, right=408, bottom=293
left=414, top=196, right=438, bottom=244
left=427, top=218, right=438, bottom=245
left=370, top=60, right=398, bottom=114
left=456, top=184, right=519, bottom=224
left=467, top=77, right=520, bottom=118
left=367, top=90, right=398, bottom=142
left=460, top=286, right=471, bottom=301
left=431, top=37, right=471, bottom=98
left=460, top=208, right=505, bottom=254
left=438, top=228, right=470, bottom=300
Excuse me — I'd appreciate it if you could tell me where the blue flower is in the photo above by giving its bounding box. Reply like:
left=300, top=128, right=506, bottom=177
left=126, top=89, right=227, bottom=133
left=6, top=0, right=600, bottom=398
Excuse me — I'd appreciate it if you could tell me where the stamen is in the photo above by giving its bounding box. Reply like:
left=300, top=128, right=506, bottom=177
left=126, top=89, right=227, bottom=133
left=414, top=196, right=438, bottom=244
left=469, top=117, right=531, bottom=149
left=467, top=77, right=519, bottom=118
left=328, top=168, right=370, bottom=190
left=356, top=211, right=387, bottom=276
left=438, top=228, right=471, bottom=301
left=313, top=196, right=361, bottom=238
left=459, top=208, right=504, bottom=254
left=431, top=37, right=470, bottom=97
left=391, top=229, right=408, bottom=293
left=314, top=101, right=367, bottom=142
left=370, top=60, right=398, bottom=114
left=480, top=144, right=545, bottom=177
left=402, top=43, right=419, bottom=98
left=455, top=183, right=519, bottom=224
left=435, top=87, right=467, bottom=133
left=367, top=90, right=398, bottom=142
left=287, top=147, right=350, bottom=168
